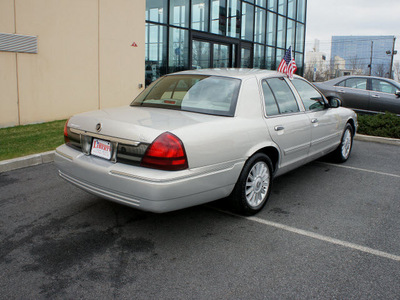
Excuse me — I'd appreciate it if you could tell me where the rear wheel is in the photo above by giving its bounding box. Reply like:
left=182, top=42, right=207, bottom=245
left=332, top=123, right=353, bottom=163
left=231, top=153, right=273, bottom=215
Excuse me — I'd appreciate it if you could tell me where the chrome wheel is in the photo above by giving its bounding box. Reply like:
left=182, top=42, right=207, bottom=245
left=341, top=128, right=352, bottom=159
left=245, top=161, right=270, bottom=208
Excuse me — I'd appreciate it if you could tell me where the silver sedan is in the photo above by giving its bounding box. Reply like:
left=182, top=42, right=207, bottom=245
left=55, top=69, right=357, bottom=215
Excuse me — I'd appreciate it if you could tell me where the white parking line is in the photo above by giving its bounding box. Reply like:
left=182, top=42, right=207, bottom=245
left=247, top=216, right=400, bottom=262
left=215, top=209, right=400, bottom=262
left=318, top=162, right=400, bottom=178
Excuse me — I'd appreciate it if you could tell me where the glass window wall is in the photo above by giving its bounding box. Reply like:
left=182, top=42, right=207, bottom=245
left=227, top=0, right=241, bottom=38
left=278, top=0, right=287, bottom=15
left=192, top=0, right=209, bottom=31
left=211, top=0, right=227, bottom=35
left=286, top=19, right=295, bottom=49
left=169, top=28, right=189, bottom=73
left=145, top=0, right=307, bottom=84
left=170, top=0, right=189, bottom=27
left=254, top=44, right=265, bottom=68
left=146, top=0, right=168, bottom=23
left=145, top=24, right=167, bottom=86
left=254, top=7, right=266, bottom=44
left=241, top=2, right=254, bottom=41
left=276, top=15, right=286, bottom=48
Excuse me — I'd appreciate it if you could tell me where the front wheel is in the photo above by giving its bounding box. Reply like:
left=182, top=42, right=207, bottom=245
left=332, top=123, right=354, bottom=163
left=231, top=153, right=273, bottom=216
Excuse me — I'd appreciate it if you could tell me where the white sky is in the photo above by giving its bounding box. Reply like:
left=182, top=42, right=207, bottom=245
left=305, top=0, right=400, bottom=62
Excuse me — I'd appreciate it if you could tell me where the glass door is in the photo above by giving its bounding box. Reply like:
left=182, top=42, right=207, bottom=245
left=192, top=40, right=211, bottom=69
left=192, top=39, right=236, bottom=69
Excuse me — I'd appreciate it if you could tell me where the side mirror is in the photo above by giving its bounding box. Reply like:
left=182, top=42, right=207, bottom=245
left=327, top=96, right=342, bottom=108
left=395, top=90, right=400, bottom=98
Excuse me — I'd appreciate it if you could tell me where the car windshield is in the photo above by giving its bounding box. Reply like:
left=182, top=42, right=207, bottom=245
left=131, top=75, right=241, bottom=117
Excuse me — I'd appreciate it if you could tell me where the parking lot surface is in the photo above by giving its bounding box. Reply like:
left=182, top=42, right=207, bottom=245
left=1, top=140, right=399, bottom=299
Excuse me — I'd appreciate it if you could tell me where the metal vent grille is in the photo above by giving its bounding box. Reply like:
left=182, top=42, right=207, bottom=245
left=0, top=33, right=38, bottom=54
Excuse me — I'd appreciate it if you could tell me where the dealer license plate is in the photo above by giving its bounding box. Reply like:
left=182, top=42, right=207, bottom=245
left=91, top=138, right=112, bottom=160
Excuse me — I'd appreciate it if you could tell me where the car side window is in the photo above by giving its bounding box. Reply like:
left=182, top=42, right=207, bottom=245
left=291, top=79, right=325, bottom=111
left=371, top=79, right=398, bottom=94
left=262, top=81, right=280, bottom=116
left=263, top=78, right=300, bottom=115
left=343, top=78, right=367, bottom=90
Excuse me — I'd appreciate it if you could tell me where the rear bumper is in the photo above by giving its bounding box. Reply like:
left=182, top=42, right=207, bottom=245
left=55, top=144, right=244, bottom=213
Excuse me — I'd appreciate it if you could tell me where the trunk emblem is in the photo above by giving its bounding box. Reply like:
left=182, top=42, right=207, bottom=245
left=96, top=123, right=102, bottom=132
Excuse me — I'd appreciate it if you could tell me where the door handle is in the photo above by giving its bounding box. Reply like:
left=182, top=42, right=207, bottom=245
left=311, top=118, right=318, bottom=124
left=274, top=125, right=284, bottom=131
left=338, top=89, right=346, bottom=93
left=371, top=94, right=380, bottom=98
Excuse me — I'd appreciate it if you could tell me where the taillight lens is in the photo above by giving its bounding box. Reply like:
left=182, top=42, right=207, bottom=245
left=141, top=132, right=188, bottom=171
left=64, top=118, right=70, bottom=143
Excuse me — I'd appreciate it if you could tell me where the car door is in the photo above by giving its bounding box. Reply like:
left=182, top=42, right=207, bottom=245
left=261, top=77, right=311, bottom=170
left=291, top=78, right=341, bottom=157
left=334, top=77, right=370, bottom=111
left=369, top=79, right=400, bottom=114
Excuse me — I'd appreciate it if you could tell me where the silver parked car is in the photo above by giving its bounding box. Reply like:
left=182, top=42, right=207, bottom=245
left=55, top=69, right=357, bottom=215
left=314, top=75, right=400, bottom=115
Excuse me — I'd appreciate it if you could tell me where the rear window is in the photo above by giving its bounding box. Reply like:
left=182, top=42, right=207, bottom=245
left=131, top=75, right=241, bottom=117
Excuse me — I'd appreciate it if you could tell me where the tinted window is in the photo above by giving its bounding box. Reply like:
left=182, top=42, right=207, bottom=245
left=132, top=75, right=241, bottom=117
left=371, top=79, right=398, bottom=94
left=292, top=79, right=325, bottom=111
left=262, top=81, right=279, bottom=116
left=340, top=78, right=368, bottom=90
left=266, top=78, right=299, bottom=114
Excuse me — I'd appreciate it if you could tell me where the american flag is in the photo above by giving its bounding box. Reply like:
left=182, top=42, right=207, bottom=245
left=277, top=46, right=297, bottom=80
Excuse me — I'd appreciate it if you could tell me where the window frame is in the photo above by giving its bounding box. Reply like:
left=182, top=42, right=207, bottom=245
left=260, top=76, right=304, bottom=117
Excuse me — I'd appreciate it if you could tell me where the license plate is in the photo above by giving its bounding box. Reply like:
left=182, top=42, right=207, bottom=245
left=91, top=138, right=112, bottom=160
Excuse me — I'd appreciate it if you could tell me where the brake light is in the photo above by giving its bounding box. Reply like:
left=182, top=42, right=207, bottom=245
left=141, top=132, right=188, bottom=171
left=64, top=119, right=70, bottom=143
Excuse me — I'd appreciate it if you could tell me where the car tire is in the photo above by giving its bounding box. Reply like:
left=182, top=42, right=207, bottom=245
left=231, top=153, right=273, bottom=216
left=332, top=123, right=354, bottom=163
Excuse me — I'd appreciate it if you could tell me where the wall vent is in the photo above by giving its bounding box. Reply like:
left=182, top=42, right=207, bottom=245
left=0, top=33, right=38, bottom=54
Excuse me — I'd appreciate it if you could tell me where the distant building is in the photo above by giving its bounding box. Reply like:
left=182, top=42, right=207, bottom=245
left=331, top=36, right=395, bottom=78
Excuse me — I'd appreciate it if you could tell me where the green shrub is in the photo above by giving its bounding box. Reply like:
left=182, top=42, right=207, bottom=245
left=357, top=113, right=400, bottom=139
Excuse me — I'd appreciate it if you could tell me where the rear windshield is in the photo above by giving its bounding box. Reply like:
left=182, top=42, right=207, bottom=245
left=131, top=75, right=241, bottom=117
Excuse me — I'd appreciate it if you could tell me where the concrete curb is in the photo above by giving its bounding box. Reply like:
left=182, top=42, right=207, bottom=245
left=0, top=151, right=55, bottom=173
left=0, top=134, right=399, bottom=173
left=354, top=134, right=400, bottom=146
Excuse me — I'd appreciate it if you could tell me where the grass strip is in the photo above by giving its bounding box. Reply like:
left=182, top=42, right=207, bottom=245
left=0, top=120, right=66, bottom=161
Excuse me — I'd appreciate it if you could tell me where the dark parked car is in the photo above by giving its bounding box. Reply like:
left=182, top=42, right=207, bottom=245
left=314, top=75, right=400, bottom=115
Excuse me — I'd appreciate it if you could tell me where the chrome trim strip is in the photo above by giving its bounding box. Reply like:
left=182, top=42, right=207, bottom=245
left=70, top=128, right=141, bottom=146
left=311, top=132, right=340, bottom=146
left=283, top=142, right=310, bottom=155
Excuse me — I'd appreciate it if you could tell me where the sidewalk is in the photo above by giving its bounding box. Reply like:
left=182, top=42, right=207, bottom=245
left=1, top=134, right=399, bottom=173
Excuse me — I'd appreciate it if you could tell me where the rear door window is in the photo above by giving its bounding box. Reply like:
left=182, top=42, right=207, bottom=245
left=262, top=78, right=300, bottom=115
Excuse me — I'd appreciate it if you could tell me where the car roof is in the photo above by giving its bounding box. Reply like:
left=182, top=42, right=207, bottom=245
left=324, top=75, right=400, bottom=86
left=171, top=68, right=295, bottom=80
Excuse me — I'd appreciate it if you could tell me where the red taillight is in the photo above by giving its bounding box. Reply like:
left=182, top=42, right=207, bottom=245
left=64, top=119, right=70, bottom=143
left=141, top=132, right=188, bottom=171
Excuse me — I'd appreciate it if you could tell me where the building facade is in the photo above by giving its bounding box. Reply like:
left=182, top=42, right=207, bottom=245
left=331, top=36, right=396, bottom=78
left=0, top=0, right=307, bottom=128
left=145, top=0, right=307, bottom=85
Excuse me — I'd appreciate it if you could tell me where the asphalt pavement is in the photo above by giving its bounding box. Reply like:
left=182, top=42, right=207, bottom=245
left=1, top=140, right=399, bottom=299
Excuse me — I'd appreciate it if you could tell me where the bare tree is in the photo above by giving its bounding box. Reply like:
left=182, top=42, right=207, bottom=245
left=393, top=61, right=400, bottom=81
left=374, top=64, right=387, bottom=77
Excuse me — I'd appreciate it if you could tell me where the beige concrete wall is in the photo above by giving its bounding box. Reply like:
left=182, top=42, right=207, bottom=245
left=0, top=0, right=145, bottom=128
left=0, top=0, right=19, bottom=127
left=99, top=0, right=145, bottom=108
